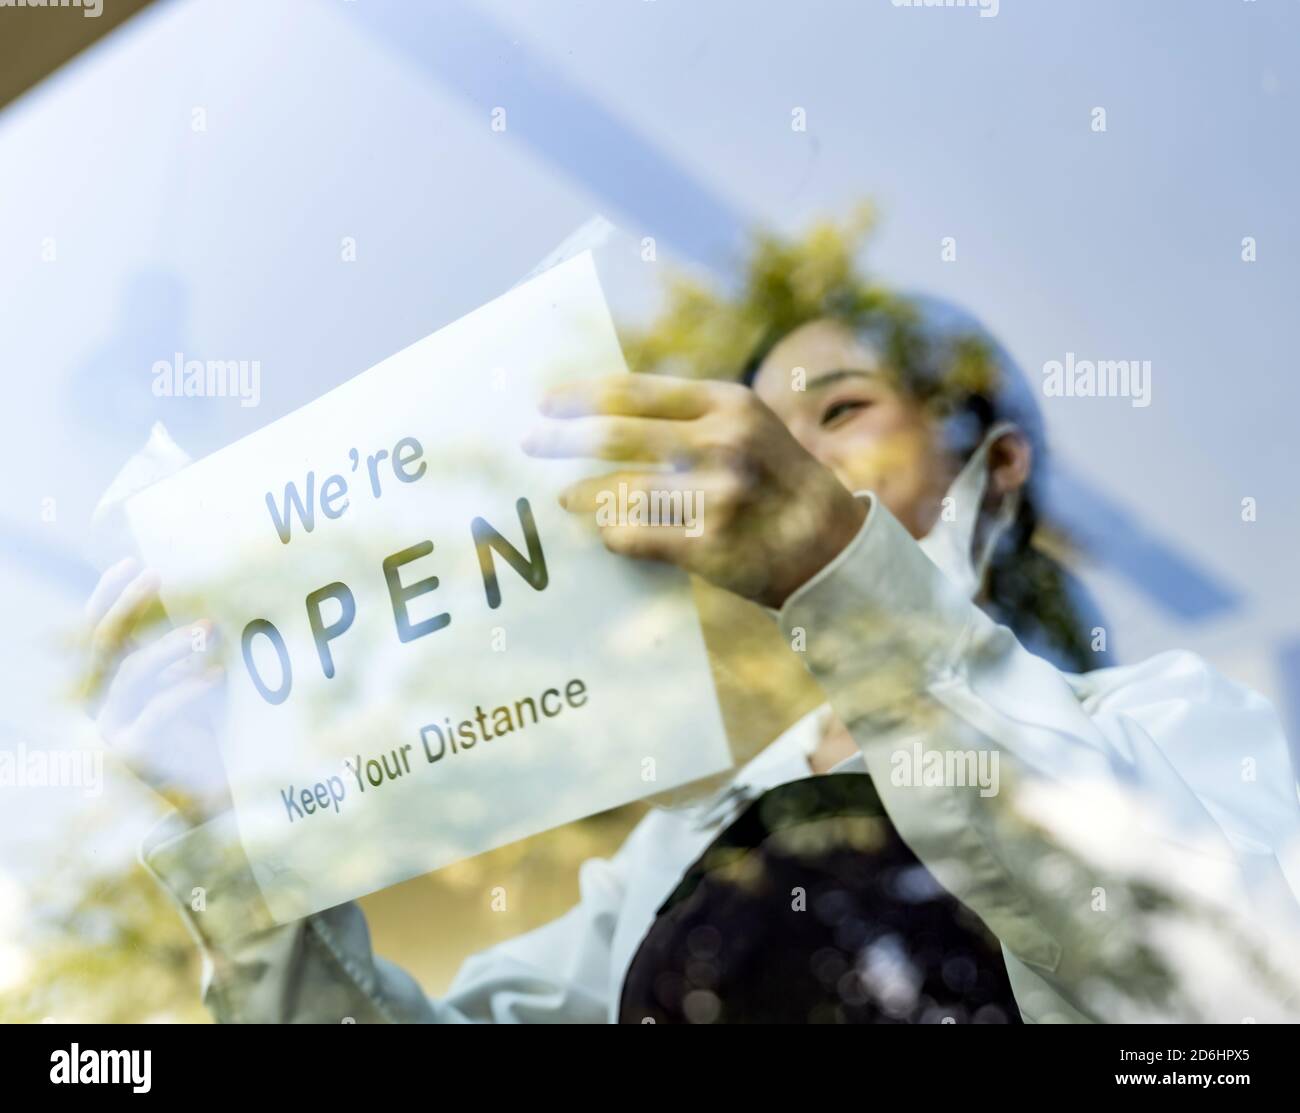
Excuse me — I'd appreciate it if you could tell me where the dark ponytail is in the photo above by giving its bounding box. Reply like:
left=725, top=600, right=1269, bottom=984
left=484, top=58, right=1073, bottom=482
left=983, top=490, right=1109, bottom=673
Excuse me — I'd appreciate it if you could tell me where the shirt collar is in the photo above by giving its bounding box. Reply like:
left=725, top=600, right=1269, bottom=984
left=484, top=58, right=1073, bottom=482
left=688, top=704, right=864, bottom=830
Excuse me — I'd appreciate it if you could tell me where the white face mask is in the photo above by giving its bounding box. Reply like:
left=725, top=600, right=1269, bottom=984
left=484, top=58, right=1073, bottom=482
left=917, top=421, right=1020, bottom=599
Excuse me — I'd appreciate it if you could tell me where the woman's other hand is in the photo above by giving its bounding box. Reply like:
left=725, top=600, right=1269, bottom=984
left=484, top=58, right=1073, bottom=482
left=82, top=557, right=232, bottom=822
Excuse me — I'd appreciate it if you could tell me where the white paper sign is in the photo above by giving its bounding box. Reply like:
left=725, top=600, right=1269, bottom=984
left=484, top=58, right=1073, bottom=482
left=126, top=252, right=732, bottom=923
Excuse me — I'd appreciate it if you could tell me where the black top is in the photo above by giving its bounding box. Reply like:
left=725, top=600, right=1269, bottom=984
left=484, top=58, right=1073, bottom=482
left=619, top=773, right=1021, bottom=1024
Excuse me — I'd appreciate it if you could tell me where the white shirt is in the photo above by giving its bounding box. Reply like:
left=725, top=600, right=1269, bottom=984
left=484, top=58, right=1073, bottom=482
left=142, top=496, right=1300, bottom=1023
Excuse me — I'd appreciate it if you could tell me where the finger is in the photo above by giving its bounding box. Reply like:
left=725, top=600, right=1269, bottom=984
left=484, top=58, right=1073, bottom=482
left=599, top=523, right=695, bottom=562
left=84, top=557, right=141, bottom=627
left=133, top=668, right=223, bottom=732
left=105, top=623, right=216, bottom=729
left=89, top=568, right=163, bottom=678
left=117, top=670, right=224, bottom=769
left=523, top=416, right=694, bottom=464
left=540, top=374, right=714, bottom=420
left=559, top=469, right=721, bottom=515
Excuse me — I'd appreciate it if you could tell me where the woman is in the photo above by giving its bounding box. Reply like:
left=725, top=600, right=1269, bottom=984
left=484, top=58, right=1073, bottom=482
left=87, top=284, right=1300, bottom=1024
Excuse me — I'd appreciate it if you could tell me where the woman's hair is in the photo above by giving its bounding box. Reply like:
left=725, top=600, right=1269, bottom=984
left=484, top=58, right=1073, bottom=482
left=739, top=303, right=1109, bottom=674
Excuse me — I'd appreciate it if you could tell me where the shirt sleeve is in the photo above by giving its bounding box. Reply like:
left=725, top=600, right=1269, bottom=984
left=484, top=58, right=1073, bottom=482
left=140, top=807, right=632, bottom=1023
left=777, top=493, right=1300, bottom=1019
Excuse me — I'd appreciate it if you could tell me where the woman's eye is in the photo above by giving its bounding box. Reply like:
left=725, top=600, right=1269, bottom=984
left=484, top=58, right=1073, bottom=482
left=820, top=399, right=871, bottom=427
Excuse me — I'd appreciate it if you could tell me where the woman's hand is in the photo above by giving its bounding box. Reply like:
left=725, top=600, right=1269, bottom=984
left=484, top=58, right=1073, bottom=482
left=83, top=557, right=232, bottom=823
left=524, top=375, right=868, bottom=609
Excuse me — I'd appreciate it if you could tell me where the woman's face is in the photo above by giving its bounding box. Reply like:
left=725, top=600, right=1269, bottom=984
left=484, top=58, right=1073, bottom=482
left=751, top=318, right=960, bottom=539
